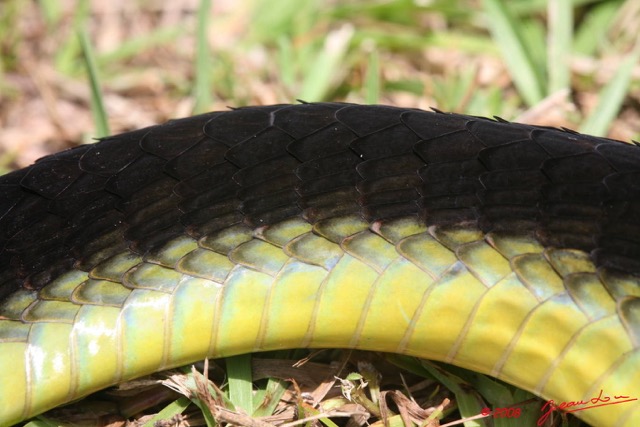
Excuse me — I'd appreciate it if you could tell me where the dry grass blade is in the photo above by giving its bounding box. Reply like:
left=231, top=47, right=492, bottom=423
left=380, top=390, right=449, bottom=427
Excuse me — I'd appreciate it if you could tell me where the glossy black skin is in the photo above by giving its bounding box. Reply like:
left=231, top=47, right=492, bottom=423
left=1, top=103, right=640, bottom=303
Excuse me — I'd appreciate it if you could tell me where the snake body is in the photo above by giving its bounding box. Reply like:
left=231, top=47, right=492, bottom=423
left=0, top=103, right=639, bottom=426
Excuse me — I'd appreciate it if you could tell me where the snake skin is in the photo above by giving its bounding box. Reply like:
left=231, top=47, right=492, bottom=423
left=0, top=103, right=639, bottom=426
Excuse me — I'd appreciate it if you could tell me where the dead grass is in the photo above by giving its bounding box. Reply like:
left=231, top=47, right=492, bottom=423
left=39, top=351, right=566, bottom=427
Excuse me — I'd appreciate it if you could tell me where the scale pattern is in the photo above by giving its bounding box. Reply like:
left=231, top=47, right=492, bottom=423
left=0, top=103, right=639, bottom=426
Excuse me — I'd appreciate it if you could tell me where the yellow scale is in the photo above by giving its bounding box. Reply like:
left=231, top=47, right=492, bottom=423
left=0, top=215, right=638, bottom=426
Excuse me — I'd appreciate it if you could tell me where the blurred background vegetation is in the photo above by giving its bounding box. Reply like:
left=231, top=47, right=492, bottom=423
left=1, top=0, right=639, bottom=174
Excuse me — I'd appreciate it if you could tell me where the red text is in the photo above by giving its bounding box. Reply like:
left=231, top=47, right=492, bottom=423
left=537, top=390, right=637, bottom=426
left=481, top=406, right=521, bottom=418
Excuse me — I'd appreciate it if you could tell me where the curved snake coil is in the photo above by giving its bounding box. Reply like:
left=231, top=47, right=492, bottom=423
left=0, top=103, right=638, bottom=426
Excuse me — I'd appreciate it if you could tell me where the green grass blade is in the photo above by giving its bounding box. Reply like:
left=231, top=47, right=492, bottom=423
left=277, top=36, right=296, bottom=90
left=298, top=25, right=354, bottom=101
left=426, top=31, right=499, bottom=55
left=98, top=27, right=183, bottom=65
left=141, top=397, right=191, bottom=427
left=78, top=27, right=109, bottom=137
left=252, top=377, right=289, bottom=417
left=38, top=0, right=63, bottom=26
left=573, top=1, right=620, bottom=56
left=519, top=16, right=547, bottom=84
left=164, top=366, right=224, bottom=427
left=482, top=0, right=544, bottom=106
left=579, top=46, right=640, bottom=136
left=547, top=0, right=573, bottom=93
left=511, top=388, right=544, bottom=427
left=364, top=47, right=380, bottom=104
left=248, top=0, right=318, bottom=43
left=193, top=0, right=213, bottom=114
left=54, top=0, right=91, bottom=75
left=226, top=354, right=254, bottom=414
left=418, top=361, right=488, bottom=427
left=23, top=419, right=57, bottom=427
left=385, top=355, right=547, bottom=427
left=0, top=152, right=16, bottom=176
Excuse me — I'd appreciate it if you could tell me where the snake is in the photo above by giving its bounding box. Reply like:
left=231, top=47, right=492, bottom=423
left=0, top=102, right=638, bottom=426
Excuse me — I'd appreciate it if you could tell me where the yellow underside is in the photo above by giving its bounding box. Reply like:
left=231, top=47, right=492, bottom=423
left=0, top=216, right=638, bottom=426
